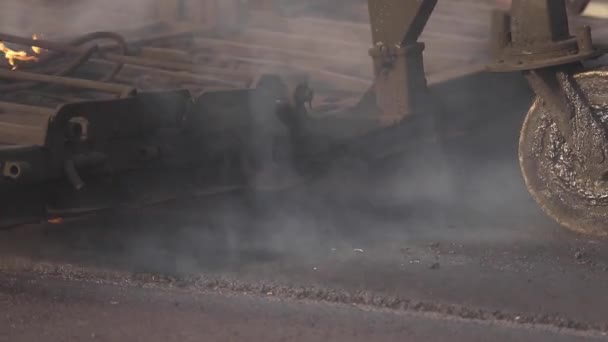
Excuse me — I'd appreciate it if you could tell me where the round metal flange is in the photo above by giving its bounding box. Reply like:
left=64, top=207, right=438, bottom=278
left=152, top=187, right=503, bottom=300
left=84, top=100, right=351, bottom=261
left=519, top=68, right=608, bottom=236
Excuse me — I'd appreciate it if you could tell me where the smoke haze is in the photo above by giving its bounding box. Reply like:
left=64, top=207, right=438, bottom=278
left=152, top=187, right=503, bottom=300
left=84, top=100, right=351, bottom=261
left=0, top=0, right=549, bottom=277
left=0, top=0, right=159, bottom=35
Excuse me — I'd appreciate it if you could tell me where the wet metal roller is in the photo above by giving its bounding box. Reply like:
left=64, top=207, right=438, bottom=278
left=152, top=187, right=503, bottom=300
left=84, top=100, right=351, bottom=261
left=489, top=0, right=608, bottom=235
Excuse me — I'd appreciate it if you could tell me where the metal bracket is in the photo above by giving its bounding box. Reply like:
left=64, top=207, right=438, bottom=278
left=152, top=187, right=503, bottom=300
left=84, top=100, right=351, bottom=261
left=488, top=0, right=607, bottom=165
left=367, top=0, right=437, bottom=124
left=488, top=0, right=600, bottom=72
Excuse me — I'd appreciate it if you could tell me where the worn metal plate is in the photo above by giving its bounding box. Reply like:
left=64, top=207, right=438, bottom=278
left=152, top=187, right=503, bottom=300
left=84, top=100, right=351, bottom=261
left=0, top=90, right=191, bottom=185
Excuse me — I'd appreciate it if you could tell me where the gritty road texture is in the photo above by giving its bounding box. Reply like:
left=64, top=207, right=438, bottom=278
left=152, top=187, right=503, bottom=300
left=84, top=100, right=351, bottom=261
left=1, top=273, right=607, bottom=342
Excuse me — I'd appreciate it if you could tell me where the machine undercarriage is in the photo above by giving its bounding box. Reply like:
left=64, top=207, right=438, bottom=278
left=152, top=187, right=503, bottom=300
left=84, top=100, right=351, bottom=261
left=1, top=0, right=608, bottom=236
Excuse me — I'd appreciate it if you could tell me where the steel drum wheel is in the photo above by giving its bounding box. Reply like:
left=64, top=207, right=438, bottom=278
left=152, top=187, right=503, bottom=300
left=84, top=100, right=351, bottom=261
left=519, top=68, right=608, bottom=236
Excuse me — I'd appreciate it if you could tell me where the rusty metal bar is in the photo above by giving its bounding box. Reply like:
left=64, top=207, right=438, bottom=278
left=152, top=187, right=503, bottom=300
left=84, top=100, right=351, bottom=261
left=490, top=10, right=511, bottom=57
left=367, top=0, right=437, bottom=124
left=488, top=0, right=601, bottom=153
left=0, top=31, right=359, bottom=91
left=191, top=36, right=356, bottom=66
left=18, top=90, right=92, bottom=104
left=511, top=0, right=570, bottom=46
left=0, top=33, right=82, bottom=54
left=126, top=28, right=197, bottom=48
left=523, top=69, right=574, bottom=140
left=102, top=53, right=250, bottom=81
left=368, top=0, right=437, bottom=46
left=0, top=123, right=47, bottom=146
left=0, top=103, right=53, bottom=146
left=139, top=47, right=190, bottom=62
left=193, top=51, right=369, bottom=93
left=103, top=53, right=194, bottom=71
left=0, top=101, right=56, bottom=116
left=488, top=0, right=599, bottom=71
left=99, top=61, right=245, bottom=88
left=0, top=33, right=161, bottom=70
left=403, top=0, right=438, bottom=44
left=0, top=69, right=135, bottom=98
left=0, top=32, right=250, bottom=89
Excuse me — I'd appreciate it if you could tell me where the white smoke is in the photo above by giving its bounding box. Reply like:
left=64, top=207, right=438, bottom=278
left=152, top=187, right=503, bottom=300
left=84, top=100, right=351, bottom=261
left=0, top=0, right=541, bottom=273
left=0, top=0, right=159, bottom=36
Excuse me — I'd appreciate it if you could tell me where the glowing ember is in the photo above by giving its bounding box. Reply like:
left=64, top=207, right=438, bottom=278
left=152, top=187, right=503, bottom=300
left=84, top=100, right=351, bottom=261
left=47, top=217, right=64, bottom=224
left=0, top=34, right=42, bottom=70
left=32, top=34, right=42, bottom=55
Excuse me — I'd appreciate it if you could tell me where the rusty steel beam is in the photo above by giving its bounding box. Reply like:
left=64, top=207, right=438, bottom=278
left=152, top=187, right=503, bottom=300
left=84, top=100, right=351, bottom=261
left=101, top=53, right=249, bottom=82
left=0, top=33, right=82, bottom=54
left=0, top=69, right=135, bottom=98
left=126, top=28, right=198, bottom=48
left=191, top=36, right=361, bottom=66
left=367, top=0, right=437, bottom=124
left=488, top=1, right=586, bottom=148
left=0, top=101, right=56, bottom=116
left=488, top=0, right=605, bottom=164
left=0, top=30, right=365, bottom=95
left=0, top=32, right=234, bottom=81
left=488, top=0, right=600, bottom=71
left=16, top=91, right=92, bottom=104
left=512, top=0, right=570, bottom=44
left=368, top=0, right=436, bottom=47
left=192, top=51, right=369, bottom=93
left=487, top=0, right=601, bottom=137
left=0, top=32, right=248, bottom=90
left=139, top=47, right=191, bottom=62
left=105, top=62, right=246, bottom=88
left=0, top=102, right=55, bottom=146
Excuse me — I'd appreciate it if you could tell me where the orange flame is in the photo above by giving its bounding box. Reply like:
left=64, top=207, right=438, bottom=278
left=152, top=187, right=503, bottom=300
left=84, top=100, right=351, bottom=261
left=47, top=217, right=64, bottom=224
left=32, top=34, right=42, bottom=55
left=0, top=34, right=42, bottom=70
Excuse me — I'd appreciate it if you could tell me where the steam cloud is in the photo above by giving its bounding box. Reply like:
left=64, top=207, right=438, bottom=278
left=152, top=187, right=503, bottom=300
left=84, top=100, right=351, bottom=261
left=0, top=0, right=543, bottom=275
left=0, top=0, right=158, bottom=35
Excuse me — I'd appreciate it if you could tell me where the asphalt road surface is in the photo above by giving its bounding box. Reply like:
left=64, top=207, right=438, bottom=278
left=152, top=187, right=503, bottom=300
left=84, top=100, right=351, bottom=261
left=1, top=273, right=606, bottom=342
left=2, top=73, right=608, bottom=341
